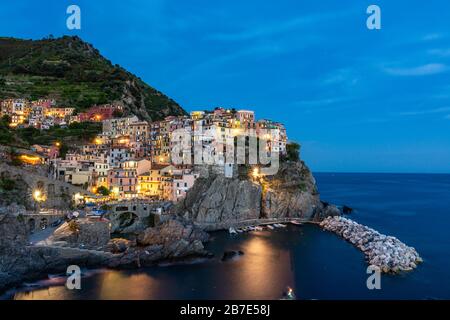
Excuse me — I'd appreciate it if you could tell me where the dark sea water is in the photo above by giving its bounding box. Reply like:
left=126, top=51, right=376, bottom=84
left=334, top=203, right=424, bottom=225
left=10, top=173, right=450, bottom=300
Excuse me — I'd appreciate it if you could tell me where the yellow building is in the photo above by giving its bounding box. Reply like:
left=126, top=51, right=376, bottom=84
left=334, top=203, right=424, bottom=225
left=45, top=107, right=75, bottom=118
left=138, top=164, right=175, bottom=198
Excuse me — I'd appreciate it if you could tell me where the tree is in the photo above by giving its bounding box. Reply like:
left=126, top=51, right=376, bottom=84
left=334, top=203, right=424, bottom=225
left=97, top=186, right=110, bottom=196
left=59, top=143, right=69, bottom=158
left=0, top=115, right=11, bottom=128
left=0, top=177, right=15, bottom=191
left=8, top=147, right=21, bottom=166
left=112, top=109, right=123, bottom=118
left=285, top=142, right=301, bottom=161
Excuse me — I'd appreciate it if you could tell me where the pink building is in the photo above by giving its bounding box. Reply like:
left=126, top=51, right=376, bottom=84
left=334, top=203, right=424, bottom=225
left=78, top=104, right=123, bottom=122
left=108, top=167, right=138, bottom=198
left=171, top=172, right=199, bottom=202
left=31, top=144, right=60, bottom=160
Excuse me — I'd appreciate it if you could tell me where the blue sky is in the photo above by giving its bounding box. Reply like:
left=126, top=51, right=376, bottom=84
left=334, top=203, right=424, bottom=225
left=1, top=0, right=450, bottom=173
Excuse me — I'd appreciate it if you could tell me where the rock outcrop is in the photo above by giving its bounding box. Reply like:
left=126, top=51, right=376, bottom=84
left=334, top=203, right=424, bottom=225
left=262, top=160, right=321, bottom=219
left=49, top=219, right=111, bottom=250
left=0, top=208, right=28, bottom=248
left=174, top=160, right=334, bottom=230
left=137, top=219, right=209, bottom=246
left=175, top=174, right=262, bottom=228
left=134, top=218, right=209, bottom=260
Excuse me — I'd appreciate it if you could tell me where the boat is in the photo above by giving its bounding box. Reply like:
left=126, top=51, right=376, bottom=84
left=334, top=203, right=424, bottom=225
left=280, top=286, right=296, bottom=300
left=290, top=220, right=303, bottom=226
left=277, top=223, right=287, bottom=228
left=254, top=226, right=263, bottom=231
left=248, top=226, right=256, bottom=231
left=267, top=225, right=275, bottom=230
left=236, top=228, right=243, bottom=233
left=229, top=227, right=237, bottom=234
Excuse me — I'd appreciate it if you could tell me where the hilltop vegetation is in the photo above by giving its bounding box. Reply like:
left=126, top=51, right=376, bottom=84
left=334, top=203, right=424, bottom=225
left=16, top=121, right=102, bottom=146
left=0, top=114, right=101, bottom=148
left=0, top=36, right=186, bottom=121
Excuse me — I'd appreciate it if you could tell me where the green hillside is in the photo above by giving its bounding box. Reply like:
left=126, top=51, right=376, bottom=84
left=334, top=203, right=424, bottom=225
left=0, top=35, right=186, bottom=121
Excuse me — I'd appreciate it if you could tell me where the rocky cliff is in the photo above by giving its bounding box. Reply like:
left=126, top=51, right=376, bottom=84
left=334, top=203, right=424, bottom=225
left=176, top=174, right=262, bottom=227
left=49, top=219, right=111, bottom=250
left=174, top=160, right=339, bottom=230
left=261, top=160, right=321, bottom=219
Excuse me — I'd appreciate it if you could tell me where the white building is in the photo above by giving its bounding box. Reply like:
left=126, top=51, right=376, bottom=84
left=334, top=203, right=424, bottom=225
left=102, top=116, right=140, bottom=137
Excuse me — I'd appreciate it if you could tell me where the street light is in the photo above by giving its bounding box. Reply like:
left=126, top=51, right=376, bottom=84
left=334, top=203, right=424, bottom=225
left=112, top=187, right=120, bottom=199
left=33, top=189, right=46, bottom=202
left=33, top=190, right=41, bottom=201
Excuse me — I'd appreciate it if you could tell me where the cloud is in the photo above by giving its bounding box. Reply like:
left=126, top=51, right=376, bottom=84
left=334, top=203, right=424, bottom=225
left=428, top=48, right=450, bottom=57
left=395, top=106, right=450, bottom=116
left=293, top=97, right=351, bottom=109
left=384, top=63, right=448, bottom=76
left=322, top=68, right=359, bottom=86
left=422, top=33, right=443, bottom=41
left=207, top=17, right=312, bottom=41
left=206, top=11, right=349, bottom=42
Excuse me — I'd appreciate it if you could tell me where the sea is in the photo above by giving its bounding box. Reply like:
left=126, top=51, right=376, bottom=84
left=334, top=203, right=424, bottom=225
left=6, top=173, right=450, bottom=300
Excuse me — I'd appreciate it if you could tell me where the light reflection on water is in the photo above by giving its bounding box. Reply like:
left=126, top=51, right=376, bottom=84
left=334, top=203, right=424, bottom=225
left=13, top=229, right=298, bottom=300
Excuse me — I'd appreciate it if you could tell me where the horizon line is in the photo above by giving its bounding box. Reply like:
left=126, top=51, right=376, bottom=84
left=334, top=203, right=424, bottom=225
left=313, top=171, right=450, bottom=175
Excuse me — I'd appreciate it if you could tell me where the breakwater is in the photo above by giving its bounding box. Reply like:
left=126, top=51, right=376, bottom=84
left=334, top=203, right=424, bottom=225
left=320, top=216, right=423, bottom=273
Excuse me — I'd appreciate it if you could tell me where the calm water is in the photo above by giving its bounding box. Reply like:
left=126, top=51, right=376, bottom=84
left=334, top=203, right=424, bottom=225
left=10, top=173, right=450, bottom=300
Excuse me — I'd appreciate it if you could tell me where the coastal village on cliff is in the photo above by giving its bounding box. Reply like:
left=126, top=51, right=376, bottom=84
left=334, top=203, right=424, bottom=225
left=0, top=97, right=422, bottom=293
left=0, top=33, right=423, bottom=293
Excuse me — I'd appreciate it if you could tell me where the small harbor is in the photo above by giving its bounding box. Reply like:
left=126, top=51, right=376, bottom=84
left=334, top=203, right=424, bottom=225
left=228, top=220, right=300, bottom=234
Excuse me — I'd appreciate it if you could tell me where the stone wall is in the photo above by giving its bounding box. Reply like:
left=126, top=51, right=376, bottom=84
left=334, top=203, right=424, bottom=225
left=0, top=163, right=93, bottom=210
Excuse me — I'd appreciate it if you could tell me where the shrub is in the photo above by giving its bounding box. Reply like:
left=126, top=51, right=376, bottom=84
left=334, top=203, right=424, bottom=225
left=0, top=177, right=16, bottom=191
left=285, top=142, right=300, bottom=161
left=97, top=186, right=110, bottom=196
